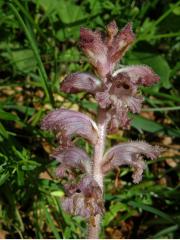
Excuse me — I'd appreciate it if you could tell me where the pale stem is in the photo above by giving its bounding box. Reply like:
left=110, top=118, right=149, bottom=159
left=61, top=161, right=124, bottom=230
left=87, top=109, right=108, bottom=239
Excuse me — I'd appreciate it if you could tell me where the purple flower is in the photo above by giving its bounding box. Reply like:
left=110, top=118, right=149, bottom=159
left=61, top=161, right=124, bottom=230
left=52, top=146, right=92, bottom=178
left=61, top=175, right=104, bottom=218
left=102, top=141, right=162, bottom=183
left=79, top=21, right=135, bottom=78
left=41, top=108, right=98, bottom=146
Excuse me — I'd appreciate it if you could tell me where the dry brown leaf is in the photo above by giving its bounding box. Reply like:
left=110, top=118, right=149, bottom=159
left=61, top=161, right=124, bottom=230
left=0, top=229, right=8, bottom=239
left=141, top=109, right=155, bottom=120
left=41, top=141, right=54, bottom=154
left=39, top=171, right=52, bottom=180
left=162, top=136, right=172, bottom=145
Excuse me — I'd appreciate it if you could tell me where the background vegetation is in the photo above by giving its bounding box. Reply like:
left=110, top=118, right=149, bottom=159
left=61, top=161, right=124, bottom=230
left=0, top=0, right=179, bottom=238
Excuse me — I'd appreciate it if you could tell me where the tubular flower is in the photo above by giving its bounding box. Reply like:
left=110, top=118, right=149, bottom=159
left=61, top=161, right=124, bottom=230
left=79, top=21, right=135, bottom=78
left=102, top=141, right=162, bottom=183
left=52, top=146, right=92, bottom=178
left=61, top=175, right=104, bottom=218
left=61, top=21, right=160, bottom=130
left=41, top=108, right=98, bottom=146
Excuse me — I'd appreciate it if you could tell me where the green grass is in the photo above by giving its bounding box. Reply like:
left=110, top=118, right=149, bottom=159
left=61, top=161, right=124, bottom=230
left=0, top=0, right=179, bottom=238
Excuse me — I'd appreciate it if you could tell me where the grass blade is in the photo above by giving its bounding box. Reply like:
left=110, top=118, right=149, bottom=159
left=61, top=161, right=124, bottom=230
left=44, top=206, right=61, bottom=239
left=9, top=3, right=54, bottom=106
left=152, top=225, right=178, bottom=239
left=128, top=201, right=173, bottom=223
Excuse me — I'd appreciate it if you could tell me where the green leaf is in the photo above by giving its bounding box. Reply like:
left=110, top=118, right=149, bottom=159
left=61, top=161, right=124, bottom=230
left=44, top=206, right=61, bottom=239
left=30, top=109, right=44, bottom=126
left=35, top=0, right=59, bottom=13
left=0, top=172, right=10, bottom=186
left=152, top=225, right=178, bottom=239
left=139, top=19, right=156, bottom=40
left=166, top=127, right=180, bottom=137
left=57, top=0, right=86, bottom=24
left=3, top=105, right=35, bottom=116
left=103, top=202, right=127, bottom=226
left=171, top=3, right=180, bottom=15
left=128, top=201, right=173, bottom=222
left=88, top=0, right=102, bottom=14
left=0, top=109, right=20, bottom=121
left=0, top=123, right=9, bottom=139
left=17, top=169, right=24, bottom=186
left=59, top=47, right=80, bottom=62
left=10, top=3, right=54, bottom=106
left=21, top=161, right=41, bottom=171
left=131, top=115, right=163, bottom=133
left=11, top=49, right=37, bottom=72
left=50, top=190, right=64, bottom=197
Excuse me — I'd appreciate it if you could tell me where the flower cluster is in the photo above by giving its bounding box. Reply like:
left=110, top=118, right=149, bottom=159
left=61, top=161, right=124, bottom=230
left=41, top=21, right=162, bottom=221
left=61, top=21, right=159, bottom=130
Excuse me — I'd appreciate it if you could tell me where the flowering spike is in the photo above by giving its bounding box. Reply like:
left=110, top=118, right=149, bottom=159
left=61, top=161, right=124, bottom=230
left=41, top=109, right=98, bottom=146
left=41, top=20, right=162, bottom=238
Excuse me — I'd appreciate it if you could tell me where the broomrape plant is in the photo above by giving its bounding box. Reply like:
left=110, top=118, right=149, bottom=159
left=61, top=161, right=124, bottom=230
left=41, top=21, right=162, bottom=239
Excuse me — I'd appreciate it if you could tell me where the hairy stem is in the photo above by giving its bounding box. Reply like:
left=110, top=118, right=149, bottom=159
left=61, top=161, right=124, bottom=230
left=87, top=109, right=108, bottom=239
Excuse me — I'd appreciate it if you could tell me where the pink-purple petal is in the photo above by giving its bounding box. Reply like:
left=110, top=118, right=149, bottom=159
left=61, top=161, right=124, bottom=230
left=52, top=146, right=92, bottom=175
left=80, top=27, right=109, bottom=77
left=61, top=72, right=101, bottom=93
left=125, top=95, right=144, bottom=113
left=106, top=20, right=118, bottom=44
left=95, top=84, right=111, bottom=109
left=61, top=175, right=104, bottom=218
left=102, top=141, right=162, bottom=183
left=109, top=22, right=135, bottom=65
left=41, top=109, right=98, bottom=145
left=113, top=65, right=160, bottom=86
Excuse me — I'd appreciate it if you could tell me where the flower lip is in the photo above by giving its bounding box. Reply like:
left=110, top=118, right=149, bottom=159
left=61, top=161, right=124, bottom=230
left=102, top=141, right=163, bottom=183
left=109, top=72, right=134, bottom=95
left=41, top=108, right=99, bottom=146
left=80, top=27, right=109, bottom=78
left=61, top=175, right=104, bottom=218
left=52, top=146, right=92, bottom=176
left=112, top=65, right=160, bottom=86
